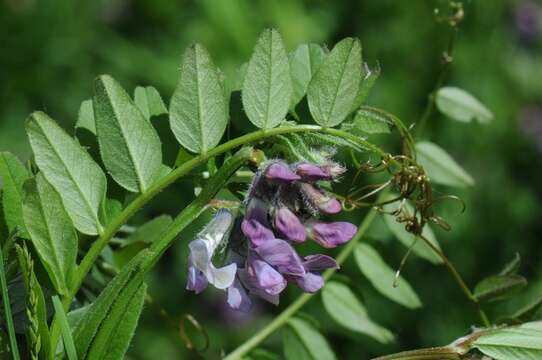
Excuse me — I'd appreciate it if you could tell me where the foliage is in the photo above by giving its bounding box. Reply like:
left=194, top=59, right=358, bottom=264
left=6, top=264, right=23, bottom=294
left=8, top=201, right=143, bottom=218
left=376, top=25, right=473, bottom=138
left=1, top=1, right=541, bottom=359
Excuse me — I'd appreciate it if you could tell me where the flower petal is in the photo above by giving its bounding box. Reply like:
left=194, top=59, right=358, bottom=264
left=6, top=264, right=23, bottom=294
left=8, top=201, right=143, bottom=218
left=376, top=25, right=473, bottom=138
left=293, top=272, right=324, bottom=293
left=248, top=258, right=287, bottom=295
left=238, top=269, right=281, bottom=305
left=273, top=207, right=306, bottom=242
left=299, top=183, right=342, bottom=214
left=309, top=221, right=358, bottom=248
left=253, top=238, right=305, bottom=276
left=241, top=219, right=274, bottom=246
left=186, top=264, right=208, bottom=294
left=264, top=162, right=300, bottom=182
left=205, top=262, right=237, bottom=289
left=227, top=278, right=252, bottom=312
left=295, top=163, right=330, bottom=181
left=303, top=254, right=339, bottom=271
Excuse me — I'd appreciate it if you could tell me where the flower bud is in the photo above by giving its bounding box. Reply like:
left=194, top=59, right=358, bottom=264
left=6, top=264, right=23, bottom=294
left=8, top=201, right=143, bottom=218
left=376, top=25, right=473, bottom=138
left=273, top=206, right=306, bottom=243
left=264, top=161, right=301, bottom=182
left=295, top=163, right=330, bottom=181
left=307, top=221, right=357, bottom=248
left=299, top=183, right=342, bottom=214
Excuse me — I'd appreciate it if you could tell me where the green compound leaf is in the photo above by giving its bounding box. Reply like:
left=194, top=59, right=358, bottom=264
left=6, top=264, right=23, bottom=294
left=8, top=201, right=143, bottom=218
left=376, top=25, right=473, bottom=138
left=22, top=173, right=78, bottom=295
left=354, top=243, right=422, bottom=309
left=134, top=86, right=168, bottom=120
left=289, top=43, right=326, bottom=110
left=350, top=62, right=381, bottom=112
left=307, top=37, right=362, bottom=127
left=85, top=283, right=146, bottom=360
left=0, top=152, right=31, bottom=238
left=283, top=317, right=336, bottom=360
left=472, top=321, right=542, bottom=360
left=94, top=75, right=163, bottom=193
left=26, top=111, right=106, bottom=235
left=473, top=274, right=527, bottom=302
left=348, top=107, right=392, bottom=135
left=170, top=44, right=229, bottom=154
left=436, top=86, right=493, bottom=124
left=73, top=250, right=147, bottom=359
left=76, top=99, right=96, bottom=134
left=242, top=28, right=292, bottom=129
left=120, top=215, right=173, bottom=247
left=382, top=195, right=443, bottom=265
left=322, top=281, right=394, bottom=344
left=416, top=141, right=474, bottom=188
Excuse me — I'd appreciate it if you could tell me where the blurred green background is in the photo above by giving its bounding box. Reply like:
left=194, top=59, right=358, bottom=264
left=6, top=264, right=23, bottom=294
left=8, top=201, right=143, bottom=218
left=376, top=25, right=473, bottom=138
left=1, top=0, right=542, bottom=359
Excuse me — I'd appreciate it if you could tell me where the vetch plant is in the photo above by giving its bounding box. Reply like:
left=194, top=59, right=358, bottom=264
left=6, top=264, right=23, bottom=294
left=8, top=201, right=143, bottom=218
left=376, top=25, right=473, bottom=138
left=0, top=14, right=541, bottom=360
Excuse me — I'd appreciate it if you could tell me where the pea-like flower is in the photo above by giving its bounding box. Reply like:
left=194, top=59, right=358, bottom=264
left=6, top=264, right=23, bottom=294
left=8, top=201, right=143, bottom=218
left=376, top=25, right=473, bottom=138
left=186, top=209, right=238, bottom=291
left=186, top=159, right=358, bottom=311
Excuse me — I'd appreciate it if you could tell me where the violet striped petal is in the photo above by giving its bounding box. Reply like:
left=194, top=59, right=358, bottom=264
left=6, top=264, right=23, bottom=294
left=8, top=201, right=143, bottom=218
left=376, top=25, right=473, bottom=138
left=303, top=254, right=338, bottom=271
left=293, top=272, right=324, bottom=293
left=253, top=238, right=305, bottom=276
left=308, top=221, right=357, bottom=248
left=299, top=183, right=342, bottom=214
left=264, top=162, right=300, bottom=182
left=273, top=207, right=306, bottom=242
left=227, top=278, right=252, bottom=312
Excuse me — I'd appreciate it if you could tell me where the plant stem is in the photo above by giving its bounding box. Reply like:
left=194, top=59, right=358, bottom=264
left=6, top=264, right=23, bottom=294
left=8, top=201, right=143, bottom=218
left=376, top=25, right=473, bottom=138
left=418, top=234, right=490, bottom=327
left=223, top=197, right=383, bottom=360
left=0, top=242, right=20, bottom=360
left=416, top=24, right=458, bottom=138
left=68, top=125, right=386, bottom=307
left=49, top=147, right=256, bottom=353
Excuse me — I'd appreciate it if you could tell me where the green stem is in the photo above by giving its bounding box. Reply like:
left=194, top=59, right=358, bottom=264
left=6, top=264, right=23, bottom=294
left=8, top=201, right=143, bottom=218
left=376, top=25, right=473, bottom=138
left=0, top=242, right=20, bottom=360
left=69, top=125, right=385, bottom=306
left=49, top=147, right=256, bottom=353
left=223, top=197, right=384, bottom=360
left=418, top=234, right=490, bottom=327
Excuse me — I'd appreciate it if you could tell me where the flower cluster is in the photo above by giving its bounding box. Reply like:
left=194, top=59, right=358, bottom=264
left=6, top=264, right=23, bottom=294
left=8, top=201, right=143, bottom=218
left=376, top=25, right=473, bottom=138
left=186, top=160, right=358, bottom=311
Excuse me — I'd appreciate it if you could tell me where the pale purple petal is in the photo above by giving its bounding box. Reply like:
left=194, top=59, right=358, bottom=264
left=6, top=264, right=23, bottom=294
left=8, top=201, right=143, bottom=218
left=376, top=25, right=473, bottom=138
left=186, top=265, right=208, bottom=294
left=273, top=207, right=306, bottom=243
left=321, top=162, right=346, bottom=178
left=248, top=258, right=287, bottom=295
left=238, top=269, right=281, bottom=305
left=309, top=221, right=358, bottom=248
left=253, top=239, right=305, bottom=276
left=227, top=278, right=252, bottom=312
left=241, top=219, right=274, bottom=246
left=293, top=272, right=324, bottom=293
left=265, top=162, right=301, bottom=182
left=303, top=255, right=339, bottom=272
left=295, top=163, right=330, bottom=181
left=299, top=183, right=342, bottom=214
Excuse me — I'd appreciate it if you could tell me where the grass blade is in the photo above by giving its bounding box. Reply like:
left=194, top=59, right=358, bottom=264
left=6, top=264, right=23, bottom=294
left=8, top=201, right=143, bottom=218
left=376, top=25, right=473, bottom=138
left=0, top=244, right=20, bottom=360
left=53, top=295, right=78, bottom=360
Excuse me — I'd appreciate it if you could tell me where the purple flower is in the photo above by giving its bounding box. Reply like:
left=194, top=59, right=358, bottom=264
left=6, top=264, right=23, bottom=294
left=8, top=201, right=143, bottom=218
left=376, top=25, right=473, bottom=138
left=308, top=221, right=358, bottom=248
left=186, top=209, right=238, bottom=290
left=264, top=161, right=301, bottom=182
left=302, top=254, right=338, bottom=271
left=186, top=256, right=208, bottom=294
left=292, top=272, right=324, bottom=293
left=227, top=278, right=252, bottom=312
left=253, top=238, right=305, bottom=276
left=295, top=163, right=330, bottom=181
left=246, top=256, right=287, bottom=295
left=299, top=183, right=342, bottom=214
left=186, top=159, right=358, bottom=311
left=273, top=206, right=306, bottom=242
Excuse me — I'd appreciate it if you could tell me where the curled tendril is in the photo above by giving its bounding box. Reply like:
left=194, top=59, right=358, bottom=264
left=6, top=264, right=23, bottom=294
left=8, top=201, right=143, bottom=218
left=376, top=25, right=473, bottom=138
left=179, top=313, right=210, bottom=355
